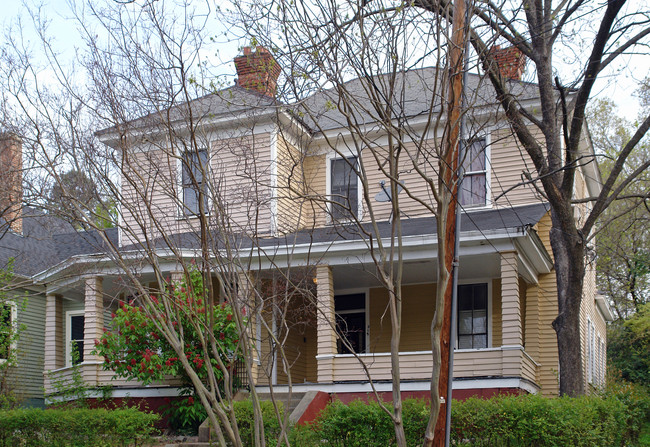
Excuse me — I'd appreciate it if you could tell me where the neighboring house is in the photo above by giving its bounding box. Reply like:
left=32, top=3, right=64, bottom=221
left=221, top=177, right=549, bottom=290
left=3, top=46, right=613, bottom=410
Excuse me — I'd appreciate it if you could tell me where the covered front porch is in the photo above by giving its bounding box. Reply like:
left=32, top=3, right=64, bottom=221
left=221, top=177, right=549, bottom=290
left=252, top=236, right=554, bottom=396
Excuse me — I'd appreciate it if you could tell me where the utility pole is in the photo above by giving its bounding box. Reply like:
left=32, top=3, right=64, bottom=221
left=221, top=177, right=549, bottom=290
left=433, top=0, right=468, bottom=444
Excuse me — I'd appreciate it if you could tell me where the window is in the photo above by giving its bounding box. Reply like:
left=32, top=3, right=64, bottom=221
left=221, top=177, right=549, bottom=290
left=0, top=303, right=15, bottom=361
left=460, top=138, right=488, bottom=207
left=67, top=312, right=85, bottom=366
left=335, top=293, right=366, bottom=354
left=457, top=284, right=488, bottom=349
left=330, top=156, right=358, bottom=221
left=182, top=149, right=208, bottom=215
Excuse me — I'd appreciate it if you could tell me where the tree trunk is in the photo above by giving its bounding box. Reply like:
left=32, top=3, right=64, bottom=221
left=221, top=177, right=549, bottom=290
left=549, top=208, right=586, bottom=397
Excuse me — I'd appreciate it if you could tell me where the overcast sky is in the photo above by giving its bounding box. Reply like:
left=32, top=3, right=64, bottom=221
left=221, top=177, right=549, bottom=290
left=4, top=0, right=649, bottom=121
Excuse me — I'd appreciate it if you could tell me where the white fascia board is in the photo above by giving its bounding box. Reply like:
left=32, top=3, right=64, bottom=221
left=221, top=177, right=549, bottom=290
left=514, top=230, right=553, bottom=277
left=595, top=294, right=615, bottom=322
left=98, top=108, right=283, bottom=149
left=35, top=225, right=549, bottom=290
left=239, top=228, right=527, bottom=270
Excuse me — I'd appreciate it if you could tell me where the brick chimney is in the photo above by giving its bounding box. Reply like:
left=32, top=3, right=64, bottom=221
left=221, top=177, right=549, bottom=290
left=0, top=133, right=23, bottom=234
left=234, top=47, right=281, bottom=97
left=488, top=45, right=526, bottom=81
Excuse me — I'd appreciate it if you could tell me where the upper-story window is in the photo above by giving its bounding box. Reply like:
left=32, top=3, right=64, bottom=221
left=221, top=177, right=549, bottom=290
left=182, top=149, right=209, bottom=215
left=457, top=283, right=488, bottom=349
left=330, top=156, right=358, bottom=221
left=460, top=138, right=488, bottom=207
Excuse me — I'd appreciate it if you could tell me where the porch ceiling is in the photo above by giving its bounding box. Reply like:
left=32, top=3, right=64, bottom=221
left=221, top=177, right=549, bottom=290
left=332, top=252, right=501, bottom=290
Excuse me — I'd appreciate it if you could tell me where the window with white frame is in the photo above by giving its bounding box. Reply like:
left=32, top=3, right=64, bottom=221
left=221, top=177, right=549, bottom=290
left=335, top=293, right=366, bottom=354
left=600, top=338, right=606, bottom=386
left=0, top=303, right=16, bottom=361
left=181, top=149, right=209, bottom=215
left=67, top=311, right=85, bottom=366
left=460, top=138, right=488, bottom=207
left=457, top=283, right=488, bottom=349
left=330, top=156, right=359, bottom=221
left=587, top=318, right=595, bottom=384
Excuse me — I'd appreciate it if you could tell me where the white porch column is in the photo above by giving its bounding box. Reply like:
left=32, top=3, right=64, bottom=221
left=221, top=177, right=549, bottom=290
left=44, top=293, right=64, bottom=391
left=501, top=251, right=522, bottom=346
left=238, top=271, right=259, bottom=384
left=316, top=264, right=336, bottom=383
left=83, top=276, right=104, bottom=384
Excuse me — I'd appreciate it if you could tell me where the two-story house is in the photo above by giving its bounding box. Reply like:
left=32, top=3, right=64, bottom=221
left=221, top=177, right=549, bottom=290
left=2, top=47, right=613, bottom=411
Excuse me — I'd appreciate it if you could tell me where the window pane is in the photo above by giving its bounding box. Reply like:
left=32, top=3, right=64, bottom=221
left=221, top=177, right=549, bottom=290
left=459, top=311, right=473, bottom=334
left=335, top=293, right=365, bottom=311
left=468, top=139, right=486, bottom=171
left=474, top=285, right=487, bottom=309
left=336, top=312, right=366, bottom=354
left=470, top=174, right=486, bottom=204
left=182, top=150, right=208, bottom=215
left=458, top=335, right=472, bottom=349
left=331, top=157, right=358, bottom=219
left=473, top=334, right=487, bottom=349
left=0, top=305, right=10, bottom=360
left=184, top=187, right=199, bottom=214
left=71, top=315, right=84, bottom=340
left=473, top=310, right=487, bottom=333
left=71, top=340, right=84, bottom=364
left=458, top=289, right=472, bottom=311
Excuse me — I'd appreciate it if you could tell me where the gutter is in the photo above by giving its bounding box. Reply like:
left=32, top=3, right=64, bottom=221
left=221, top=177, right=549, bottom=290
left=33, top=223, right=551, bottom=285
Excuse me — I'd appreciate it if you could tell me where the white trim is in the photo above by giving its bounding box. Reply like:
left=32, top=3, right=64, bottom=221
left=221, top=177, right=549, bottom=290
left=269, top=128, right=279, bottom=235
left=65, top=310, right=85, bottom=368
left=255, top=376, right=539, bottom=395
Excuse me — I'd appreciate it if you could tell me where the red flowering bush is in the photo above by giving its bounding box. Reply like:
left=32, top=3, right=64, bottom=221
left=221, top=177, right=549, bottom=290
left=92, top=266, right=243, bottom=391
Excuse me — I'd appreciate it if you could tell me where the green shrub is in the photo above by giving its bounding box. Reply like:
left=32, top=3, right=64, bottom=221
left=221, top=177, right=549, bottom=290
left=291, top=387, right=650, bottom=447
left=231, top=400, right=284, bottom=446
left=0, top=407, right=159, bottom=447
left=450, top=389, right=649, bottom=446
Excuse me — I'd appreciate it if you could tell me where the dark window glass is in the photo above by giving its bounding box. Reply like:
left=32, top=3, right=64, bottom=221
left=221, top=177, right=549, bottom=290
left=182, top=150, right=209, bottom=215
left=334, top=293, right=366, bottom=354
left=457, top=284, right=488, bottom=349
left=330, top=157, right=358, bottom=221
left=70, top=315, right=85, bottom=364
left=459, top=139, right=487, bottom=207
left=0, top=304, right=12, bottom=360
left=335, top=293, right=365, bottom=312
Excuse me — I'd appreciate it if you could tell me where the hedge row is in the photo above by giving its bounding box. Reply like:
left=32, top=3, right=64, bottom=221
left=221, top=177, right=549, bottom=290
left=290, top=384, right=650, bottom=447
left=0, top=407, right=160, bottom=447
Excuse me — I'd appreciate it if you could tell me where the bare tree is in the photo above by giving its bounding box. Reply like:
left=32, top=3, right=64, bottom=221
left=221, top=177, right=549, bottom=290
left=230, top=0, right=488, bottom=444
left=408, top=0, right=650, bottom=396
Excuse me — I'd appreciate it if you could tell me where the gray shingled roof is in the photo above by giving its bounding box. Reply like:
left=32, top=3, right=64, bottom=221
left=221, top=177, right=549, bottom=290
left=96, top=85, right=280, bottom=142
left=97, top=67, right=541, bottom=140
left=297, top=69, right=540, bottom=132
left=131, top=203, right=550, bottom=253
left=0, top=208, right=118, bottom=277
